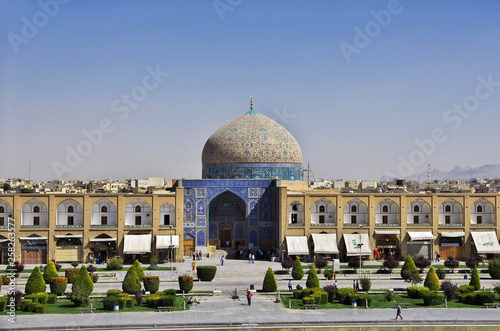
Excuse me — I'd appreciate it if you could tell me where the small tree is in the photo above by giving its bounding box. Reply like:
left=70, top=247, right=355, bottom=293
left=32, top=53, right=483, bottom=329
left=401, top=255, right=418, bottom=280
left=360, top=274, right=371, bottom=291
left=132, top=260, right=145, bottom=282
left=469, top=265, right=481, bottom=290
left=262, top=267, right=278, bottom=292
left=403, top=269, right=423, bottom=286
left=424, top=265, right=440, bottom=291
left=74, top=266, right=94, bottom=293
left=68, top=266, right=93, bottom=307
left=414, top=255, right=431, bottom=273
left=291, top=257, right=304, bottom=280
left=488, top=259, right=500, bottom=279
left=281, top=256, right=294, bottom=272
left=43, top=261, right=58, bottom=284
left=348, top=256, right=362, bottom=274
left=306, top=264, right=320, bottom=289
left=25, top=266, right=46, bottom=295
left=383, top=256, right=399, bottom=274
left=444, top=256, right=459, bottom=273
left=440, top=280, right=458, bottom=301
left=314, top=257, right=328, bottom=270
left=466, top=257, right=480, bottom=272
left=122, top=266, right=141, bottom=294
left=178, top=275, right=193, bottom=293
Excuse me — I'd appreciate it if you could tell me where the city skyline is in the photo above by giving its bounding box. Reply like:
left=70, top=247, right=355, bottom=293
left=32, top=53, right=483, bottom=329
left=1, top=1, right=499, bottom=181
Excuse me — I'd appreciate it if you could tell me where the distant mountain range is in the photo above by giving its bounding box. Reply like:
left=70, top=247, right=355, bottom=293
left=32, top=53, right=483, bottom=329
left=382, top=164, right=500, bottom=182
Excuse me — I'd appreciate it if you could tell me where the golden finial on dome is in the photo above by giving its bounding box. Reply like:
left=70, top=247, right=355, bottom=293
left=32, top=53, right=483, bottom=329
left=250, top=96, right=253, bottom=110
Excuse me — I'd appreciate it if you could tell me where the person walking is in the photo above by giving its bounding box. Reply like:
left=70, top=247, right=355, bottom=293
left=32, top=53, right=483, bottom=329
left=395, top=303, right=403, bottom=320
left=353, top=280, right=356, bottom=289
left=288, top=280, right=293, bottom=292
left=356, top=279, right=360, bottom=291
left=334, top=280, right=338, bottom=288
left=247, top=290, right=252, bottom=306
left=251, top=253, right=255, bottom=264
left=435, top=252, right=440, bottom=262
left=220, top=255, right=225, bottom=266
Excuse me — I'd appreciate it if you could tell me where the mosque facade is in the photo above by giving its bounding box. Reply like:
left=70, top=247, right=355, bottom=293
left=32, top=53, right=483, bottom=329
left=1, top=105, right=500, bottom=264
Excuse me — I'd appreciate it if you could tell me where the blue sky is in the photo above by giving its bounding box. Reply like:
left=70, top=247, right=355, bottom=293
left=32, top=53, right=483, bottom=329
left=1, top=0, right=499, bottom=181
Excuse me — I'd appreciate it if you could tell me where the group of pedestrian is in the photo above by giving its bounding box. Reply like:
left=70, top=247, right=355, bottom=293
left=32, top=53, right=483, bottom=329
left=249, top=253, right=255, bottom=263
left=352, top=279, right=360, bottom=291
left=193, top=250, right=203, bottom=261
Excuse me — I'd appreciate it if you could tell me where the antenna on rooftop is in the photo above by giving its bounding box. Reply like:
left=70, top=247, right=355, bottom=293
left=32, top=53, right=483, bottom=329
left=303, top=162, right=316, bottom=183
left=427, top=163, right=431, bottom=182
left=28, top=153, right=31, bottom=181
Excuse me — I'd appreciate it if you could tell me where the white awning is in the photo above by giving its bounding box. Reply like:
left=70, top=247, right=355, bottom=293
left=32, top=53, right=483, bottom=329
left=471, top=231, right=500, bottom=254
left=408, top=231, right=435, bottom=241
left=344, top=233, right=371, bottom=256
left=89, top=238, right=117, bottom=242
left=54, top=235, right=83, bottom=239
left=440, top=232, right=465, bottom=238
left=123, top=234, right=152, bottom=254
left=375, top=230, right=400, bottom=235
left=19, top=237, right=48, bottom=240
left=286, top=236, right=309, bottom=255
left=311, top=233, right=339, bottom=254
left=0, top=239, right=8, bottom=243
left=156, top=235, right=180, bottom=249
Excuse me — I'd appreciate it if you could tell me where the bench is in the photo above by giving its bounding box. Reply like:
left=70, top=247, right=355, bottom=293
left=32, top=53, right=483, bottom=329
left=79, top=308, right=95, bottom=314
left=484, top=303, right=499, bottom=309
left=302, top=304, right=318, bottom=310
left=157, top=306, right=173, bottom=312
left=396, top=303, right=410, bottom=309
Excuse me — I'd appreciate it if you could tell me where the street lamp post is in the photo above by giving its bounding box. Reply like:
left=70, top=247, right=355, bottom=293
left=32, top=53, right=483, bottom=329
left=358, top=225, right=363, bottom=280
left=169, top=225, right=174, bottom=279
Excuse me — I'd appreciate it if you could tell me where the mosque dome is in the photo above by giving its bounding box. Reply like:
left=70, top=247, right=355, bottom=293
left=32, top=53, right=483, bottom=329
left=201, top=105, right=303, bottom=181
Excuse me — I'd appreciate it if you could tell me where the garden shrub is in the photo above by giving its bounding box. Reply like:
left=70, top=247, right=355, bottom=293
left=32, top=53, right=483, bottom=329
left=25, top=266, right=46, bottom=295
left=310, top=294, right=321, bottom=304
left=12, top=262, right=24, bottom=273
left=163, top=289, right=177, bottom=296
left=47, top=294, right=57, bottom=304
left=68, top=267, right=94, bottom=307
left=107, top=257, right=123, bottom=270
left=196, top=266, right=217, bottom=281
left=52, top=261, right=62, bottom=271
left=107, top=289, right=122, bottom=297
left=262, top=267, right=278, bottom=292
left=475, top=291, right=495, bottom=305
left=458, top=285, right=475, bottom=294
left=291, top=257, right=304, bottom=280
left=117, top=294, right=134, bottom=309
left=323, top=285, right=337, bottom=302
left=50, top=277, right=68, bottom=295
left=146, top=294, right=161, bottom=308
left=345, top=293, right=360, bottom=305
left=8, top=291, right=23, bottom=310
left=424, top=266, right=440, bottom=291
left=86, top=264, right=97, bottom=273
left=135, top=289, right=145, bottom=306
left=435, top=267, right=447, bottom=280
left=422, top=291, right=445, bottom=306
left=444, top=257, right=459, bottom=273
left=469, top=266, right=481, bottom=290
left=71, top=262, right=79, bottom=268
left=43, top=261, right=58, bottom=284
left=302, top=296, right=315, bottom=305
left=102, top=296, right=119, bottom=310
left=384, top=289, right=394, bottom=302
left=122, top=266, right=141, bottom=294
left=34, top=303, right=46, bottom=313
left=132, top=260, right=145, bottom=282
left=358, top=294, right=372, bottom=307
left=305, top=264, right=320, bottom=289
left=143, top=276, right=160, bottom=294
left=74, top=266, right=94, bottom=293
left=403, top=269, right=423, bottom=286
left=458, top=292, right=476, bottom=304
left=401, top=255, right=418, bottom=280
left=159, top=295, right=175, bottom=307
left=440, top=281, right=458, bottom=301
left=348, top=256, right=362, bottom=273
left=319, top=290, right=328, bottom=304
left=314, top=257, right=328, bottom=270
left=360, top=275, right=371, bottom=291
left=1, top=274, right=10, bottom=286
left=336, top=288, right=357, bottom=304
left=406, top=286, right=429, bottom=299
left=22, top=299, right=36, bottom=312
left=493, top=282, right=500, bottom=295
left=35, top=292, right=48, bottom=304
left=488, top=259, right=500, bottom=279
left=323, top=269, right=334, bottom=280
left=0, top=297, right=7, bottom=312
left=91, top=273, right=99, bottom=283
left=414, top=255, right=431, bottom=273
left=382, top=256, right=399, bottom=274
left=466, top=257, right=480, bottom=271
left=19, top=299, right=32, bottom=311
left=65, top=268, right=80, bottom=283
left=178, top=275, right=193, bottom=293
left=281, top=256, right=294, bottom=272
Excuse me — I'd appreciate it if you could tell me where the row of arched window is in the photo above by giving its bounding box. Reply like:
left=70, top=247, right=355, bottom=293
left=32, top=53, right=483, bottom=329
left=289, top=198, right=496, bottom=226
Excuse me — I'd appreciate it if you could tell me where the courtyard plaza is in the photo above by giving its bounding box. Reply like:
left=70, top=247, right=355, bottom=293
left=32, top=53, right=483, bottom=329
left=1, top=257, right=500, bottom=329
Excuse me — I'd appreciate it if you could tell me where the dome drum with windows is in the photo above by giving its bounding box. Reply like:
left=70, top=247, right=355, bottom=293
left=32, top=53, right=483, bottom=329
left=201, top=103, right=303, bottom=180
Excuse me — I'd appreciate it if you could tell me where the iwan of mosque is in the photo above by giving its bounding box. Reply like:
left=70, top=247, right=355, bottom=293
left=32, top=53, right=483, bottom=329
left=1, top=101, right=500, bottom=265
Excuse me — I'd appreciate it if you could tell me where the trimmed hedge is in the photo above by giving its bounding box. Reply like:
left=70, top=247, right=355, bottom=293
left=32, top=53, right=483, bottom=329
left=401, top=255, right=418, bottom=280
left=65, top=268, right=80, bottom=284
left=324, top=269, right=334, bottom=280
left=47, top=294, right=57, bottom=304
left=407, top=286, right=429, bottom=299
left=422, top=291, right=445, bottom=306
left=146, top=294, right=176, bottom=308
left=458, top=285, right=475, bottom=294
left=336, top=288, right=358, bottom=304
left=424, top=266, right=440, bottom=291
left=306, top=264, right=320, bottom=289
left=107, top=289, right=122, bottom=297
left=358, top=294, right=372, bottom=307
left=132, top=260, right=145, bottom=282
left=35, top=292, right=48, bottom=304
left=143, top=276, right=160, bottom=294
left=122, top=266, right=141, bottom=294
left=302, top=296, right=315, bottom=305
left=196, top=266, right=217, bottom=281
left=74, top=266, right=94, bottom=293
left=106, top=257, right=123, bottom=270
left=34, top=303, right=46, bottom=313
left=469, top=266, right=481, bottom=290
left=50, top=277, right=68, bottom=296
left=488, top=259, right=500, bottom=279
left=25, top=266, right=46, bottom=295
left=458, top=291, right=495, bottom=305
left=164, top=289, right=177, bottom=296
left=178, top=276, right=193, bottom=293
left=262, top=267, right=278, bottom=292
left=0, top=296, right=8, bottom=311
left=103, top=296, right=119, bottom=311
left=43, top=261, right=59, bottom=284
left=291, top=257, right=304, bottom=280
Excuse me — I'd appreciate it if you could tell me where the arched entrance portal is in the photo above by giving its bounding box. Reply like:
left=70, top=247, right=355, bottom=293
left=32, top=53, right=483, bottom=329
left=375, top=235, right=399, bottom=259
left=209, top=191, right=246, bottom=250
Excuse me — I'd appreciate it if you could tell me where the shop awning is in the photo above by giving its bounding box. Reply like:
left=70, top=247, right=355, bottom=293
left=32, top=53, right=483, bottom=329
left=311, top=233, right=339, bottom=254
left=0, top=239, right=9, bottom=243
left=156, top=235, right=180, bottom=249
left=408, top=231, right=435, bottom=241
left=375, top=230, right=400, bottom=235
left=54, top=235, right=83, bottom=239
left=89, top=238, right=117, bottom=242
left=19, top=237, right=48, bottom=240
left=471, top=231, right=500, bottom=254
left=123, top=234, right=152, bottom=254
left=286, top=236, right=309, bottom=255
left=344, top=233, right=371, bottom=256
left=440, top=232, right=465, bottom=238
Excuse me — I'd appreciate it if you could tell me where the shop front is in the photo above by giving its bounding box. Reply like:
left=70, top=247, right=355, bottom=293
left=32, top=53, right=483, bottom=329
left=407, top=231, right=435, bottom=260
left=123, top=234, right=152, bottom=264
left=439, top=232, right=464, bottom=260
left=55, top=234, right=83, bottom=262
left=20, top=235, right=48, bottom=264
left=156, top=235, right=179, bottom=263
left=89, top=237, right=117, bottom=264
left=374, top=230, right=400, bottom=260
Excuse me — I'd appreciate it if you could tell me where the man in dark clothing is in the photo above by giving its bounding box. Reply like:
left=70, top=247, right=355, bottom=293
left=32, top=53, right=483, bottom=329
left=395, top=303, right=403, bottom=320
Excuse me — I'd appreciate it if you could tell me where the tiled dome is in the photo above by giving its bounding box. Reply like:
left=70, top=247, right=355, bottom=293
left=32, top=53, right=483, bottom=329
left=202, top=110, right=303, bottom=164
